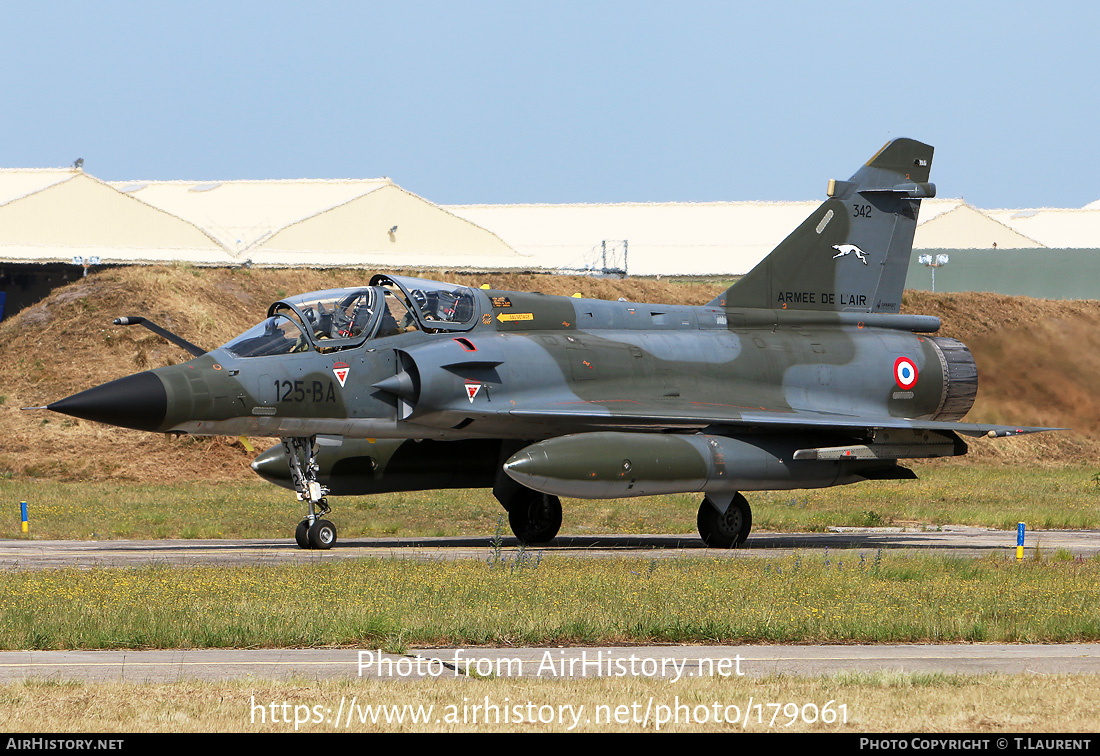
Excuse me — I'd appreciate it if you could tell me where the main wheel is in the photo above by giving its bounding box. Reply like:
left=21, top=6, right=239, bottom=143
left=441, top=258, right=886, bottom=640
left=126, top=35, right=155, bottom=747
left=697, top=493, right=752, bottom=548
left=294, top=520, right=310, bottom=549
left=508, top=491, right=562, bottom=544
left=307, top=519, right=338, bottom=550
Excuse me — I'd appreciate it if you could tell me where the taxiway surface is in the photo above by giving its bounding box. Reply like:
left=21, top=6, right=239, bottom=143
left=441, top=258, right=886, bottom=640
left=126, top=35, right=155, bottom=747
left=1, top=527, right=1098, bottom=570
left=2, top=645, right=1099, bottom=682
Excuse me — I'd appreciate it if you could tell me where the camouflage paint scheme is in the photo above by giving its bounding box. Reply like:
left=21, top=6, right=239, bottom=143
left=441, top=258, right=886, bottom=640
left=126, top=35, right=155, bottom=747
left=47, top=139, right=1054, bottom=549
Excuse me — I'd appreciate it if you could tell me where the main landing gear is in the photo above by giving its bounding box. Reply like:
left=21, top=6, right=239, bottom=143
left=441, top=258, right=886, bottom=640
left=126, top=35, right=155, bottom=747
left=696, top=492, right=752, bottom=548
left=506, top=488, right=563, bottom=544
left=493, top=443, right=563, bottom=544
left=284, top=436, right=338, bottom=550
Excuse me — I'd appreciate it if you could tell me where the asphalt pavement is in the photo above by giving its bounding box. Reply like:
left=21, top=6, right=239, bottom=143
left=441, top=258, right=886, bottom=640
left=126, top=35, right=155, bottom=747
left=3, top=645, right=1100, bottom=683
left=2, top=526, right=1097, bottom=570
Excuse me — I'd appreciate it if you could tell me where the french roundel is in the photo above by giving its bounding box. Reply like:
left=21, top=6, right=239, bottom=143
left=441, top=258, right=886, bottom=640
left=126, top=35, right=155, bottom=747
left=894, top=357, right=918, bottom=390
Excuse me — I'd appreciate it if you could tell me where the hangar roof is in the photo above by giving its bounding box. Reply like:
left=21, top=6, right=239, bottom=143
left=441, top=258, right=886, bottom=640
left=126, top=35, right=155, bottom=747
left=0, top=169, right=75, bottom=207
left=3, top=167, right=1099, bottom=274
left=0, top=170, right=524, bottom=269
left=986, top=207, right=1100, bottom=249
left=249, top=183, right=521, bottom=269
left=445, top=201, right=819, bottom=276
left=112, top=178, right=393, bottom=252
left=0, top=169, right=232, bottom=265
left=913, top=203, right=1043, bottom=249
left=444, top=199, right=975, bottom=276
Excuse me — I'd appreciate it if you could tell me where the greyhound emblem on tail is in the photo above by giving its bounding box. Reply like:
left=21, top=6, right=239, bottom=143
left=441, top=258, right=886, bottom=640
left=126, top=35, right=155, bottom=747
left=831, top=244, right=868, bottom=264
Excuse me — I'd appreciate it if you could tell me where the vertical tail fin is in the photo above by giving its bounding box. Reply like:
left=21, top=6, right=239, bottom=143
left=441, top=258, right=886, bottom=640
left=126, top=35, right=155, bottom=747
left=711, top=138, right=934, bottom=313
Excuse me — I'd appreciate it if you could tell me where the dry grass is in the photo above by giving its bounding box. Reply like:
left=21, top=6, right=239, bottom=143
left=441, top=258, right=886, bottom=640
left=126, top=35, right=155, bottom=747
left=1, top=673, right=1098, bottom=732
left=0, top=267, right=1094, bottom=483
left=903, top=290, right=1100, bottom=463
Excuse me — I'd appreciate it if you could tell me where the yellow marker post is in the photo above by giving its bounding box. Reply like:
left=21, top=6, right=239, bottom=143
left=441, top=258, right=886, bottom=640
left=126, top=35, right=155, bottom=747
left=20, top=501, right=28, bottom=534
left=1016, top=522, right=1025, bottom=561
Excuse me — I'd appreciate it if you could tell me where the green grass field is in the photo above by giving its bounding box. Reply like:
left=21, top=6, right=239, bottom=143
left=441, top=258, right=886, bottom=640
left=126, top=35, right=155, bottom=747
left=3, top=463, right=1100, bottom=541
left=1, top=463, right=1098, bottom=733
left=2, top=552, right=1099, bottom=649
left=2, top=463, right=1099, bottom=650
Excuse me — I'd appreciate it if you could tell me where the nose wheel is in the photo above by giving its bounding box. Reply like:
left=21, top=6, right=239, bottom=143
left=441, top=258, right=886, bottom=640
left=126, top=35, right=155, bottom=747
left=284, top=436, right=338, bottom=550
left=292, top=518, right=337, bottom=550
left=303, top=518, right=337, bottom=549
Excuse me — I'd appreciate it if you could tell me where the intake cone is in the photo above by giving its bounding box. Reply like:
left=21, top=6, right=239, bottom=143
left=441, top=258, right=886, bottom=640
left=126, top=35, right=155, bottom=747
left=48, top=372, right=168, bottom=432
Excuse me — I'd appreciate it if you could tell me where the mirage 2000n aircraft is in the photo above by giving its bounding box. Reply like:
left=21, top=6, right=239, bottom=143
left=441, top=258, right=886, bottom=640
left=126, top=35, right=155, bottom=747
left=42, top=139, right=1054, bottom=549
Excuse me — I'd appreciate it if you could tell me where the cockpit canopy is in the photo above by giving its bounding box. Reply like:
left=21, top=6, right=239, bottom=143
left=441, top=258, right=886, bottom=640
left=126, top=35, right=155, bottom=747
left=221, top=274, right=479, bottom=358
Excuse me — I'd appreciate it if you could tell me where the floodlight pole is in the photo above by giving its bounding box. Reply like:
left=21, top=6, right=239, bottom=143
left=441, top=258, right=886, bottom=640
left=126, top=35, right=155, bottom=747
left=72, top=255, right=101, bottom=278
left=917, top=254, right=950, bottom=293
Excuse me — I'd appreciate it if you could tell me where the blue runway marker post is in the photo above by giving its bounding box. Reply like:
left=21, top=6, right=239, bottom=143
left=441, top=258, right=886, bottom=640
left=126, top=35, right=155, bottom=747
left=1016, top=522, right=1025, bottom=561
left=20, top=501, right=28, bottom=534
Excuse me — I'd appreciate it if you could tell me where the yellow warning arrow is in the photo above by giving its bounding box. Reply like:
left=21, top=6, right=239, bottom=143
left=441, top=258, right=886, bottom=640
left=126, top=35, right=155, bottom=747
left=496, top=312, right=534, bottom=322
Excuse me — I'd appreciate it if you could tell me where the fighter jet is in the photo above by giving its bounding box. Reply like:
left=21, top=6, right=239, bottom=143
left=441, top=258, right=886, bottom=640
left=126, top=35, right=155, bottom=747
left=43, top=138, right=1053, bottom=549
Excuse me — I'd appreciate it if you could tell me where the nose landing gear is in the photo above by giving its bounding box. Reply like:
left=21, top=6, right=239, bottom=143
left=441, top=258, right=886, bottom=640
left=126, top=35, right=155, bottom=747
left=284, top=436, right=338, bottom=550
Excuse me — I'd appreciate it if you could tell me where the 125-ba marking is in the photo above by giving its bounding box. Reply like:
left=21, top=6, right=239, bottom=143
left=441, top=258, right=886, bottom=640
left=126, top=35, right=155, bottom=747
left=274, top=379, right=338, bottom=403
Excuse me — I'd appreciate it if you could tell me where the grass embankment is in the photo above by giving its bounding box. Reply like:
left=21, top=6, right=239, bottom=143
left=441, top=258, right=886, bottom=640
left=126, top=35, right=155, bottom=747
left=3, top=464, right=1099, bottom=541
left=3, top=673, right=1098, bottom=732
left=2, top=553, right=1099, bottom=649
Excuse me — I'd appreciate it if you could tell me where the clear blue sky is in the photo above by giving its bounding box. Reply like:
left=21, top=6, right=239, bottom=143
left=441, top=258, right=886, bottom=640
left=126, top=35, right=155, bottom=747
left=1, top=1, right=1096, bottom=208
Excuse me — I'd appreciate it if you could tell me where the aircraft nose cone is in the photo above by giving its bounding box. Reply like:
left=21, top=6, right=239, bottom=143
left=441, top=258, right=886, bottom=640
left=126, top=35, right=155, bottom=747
left=48, top=372, right=168, bottom=432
